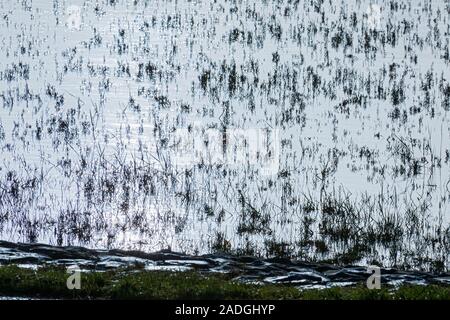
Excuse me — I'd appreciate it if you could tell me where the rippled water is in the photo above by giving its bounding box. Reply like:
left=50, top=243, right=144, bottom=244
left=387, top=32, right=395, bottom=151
left=0, top=0, right=449, bottom=272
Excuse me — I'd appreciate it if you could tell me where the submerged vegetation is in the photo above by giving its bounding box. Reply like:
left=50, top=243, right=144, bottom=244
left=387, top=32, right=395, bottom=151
left=0, top=0, right=449, bottom=274
left=0, top=265, right=448, bottom=300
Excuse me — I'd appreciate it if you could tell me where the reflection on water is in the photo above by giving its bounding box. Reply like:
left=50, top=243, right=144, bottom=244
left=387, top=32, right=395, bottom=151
left=0, top=0, right=449, bottom=272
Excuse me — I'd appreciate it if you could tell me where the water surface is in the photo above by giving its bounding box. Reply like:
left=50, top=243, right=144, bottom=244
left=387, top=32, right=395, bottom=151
left=0, top=0, right=449, bottom=272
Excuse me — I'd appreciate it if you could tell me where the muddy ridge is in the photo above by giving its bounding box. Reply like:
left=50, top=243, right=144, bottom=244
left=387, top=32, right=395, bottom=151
left=0, top=241, right=448, bottom=289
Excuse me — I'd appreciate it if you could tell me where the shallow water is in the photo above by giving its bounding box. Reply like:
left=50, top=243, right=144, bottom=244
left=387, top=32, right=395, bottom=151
left=0, top=0, right=449, bottom=271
